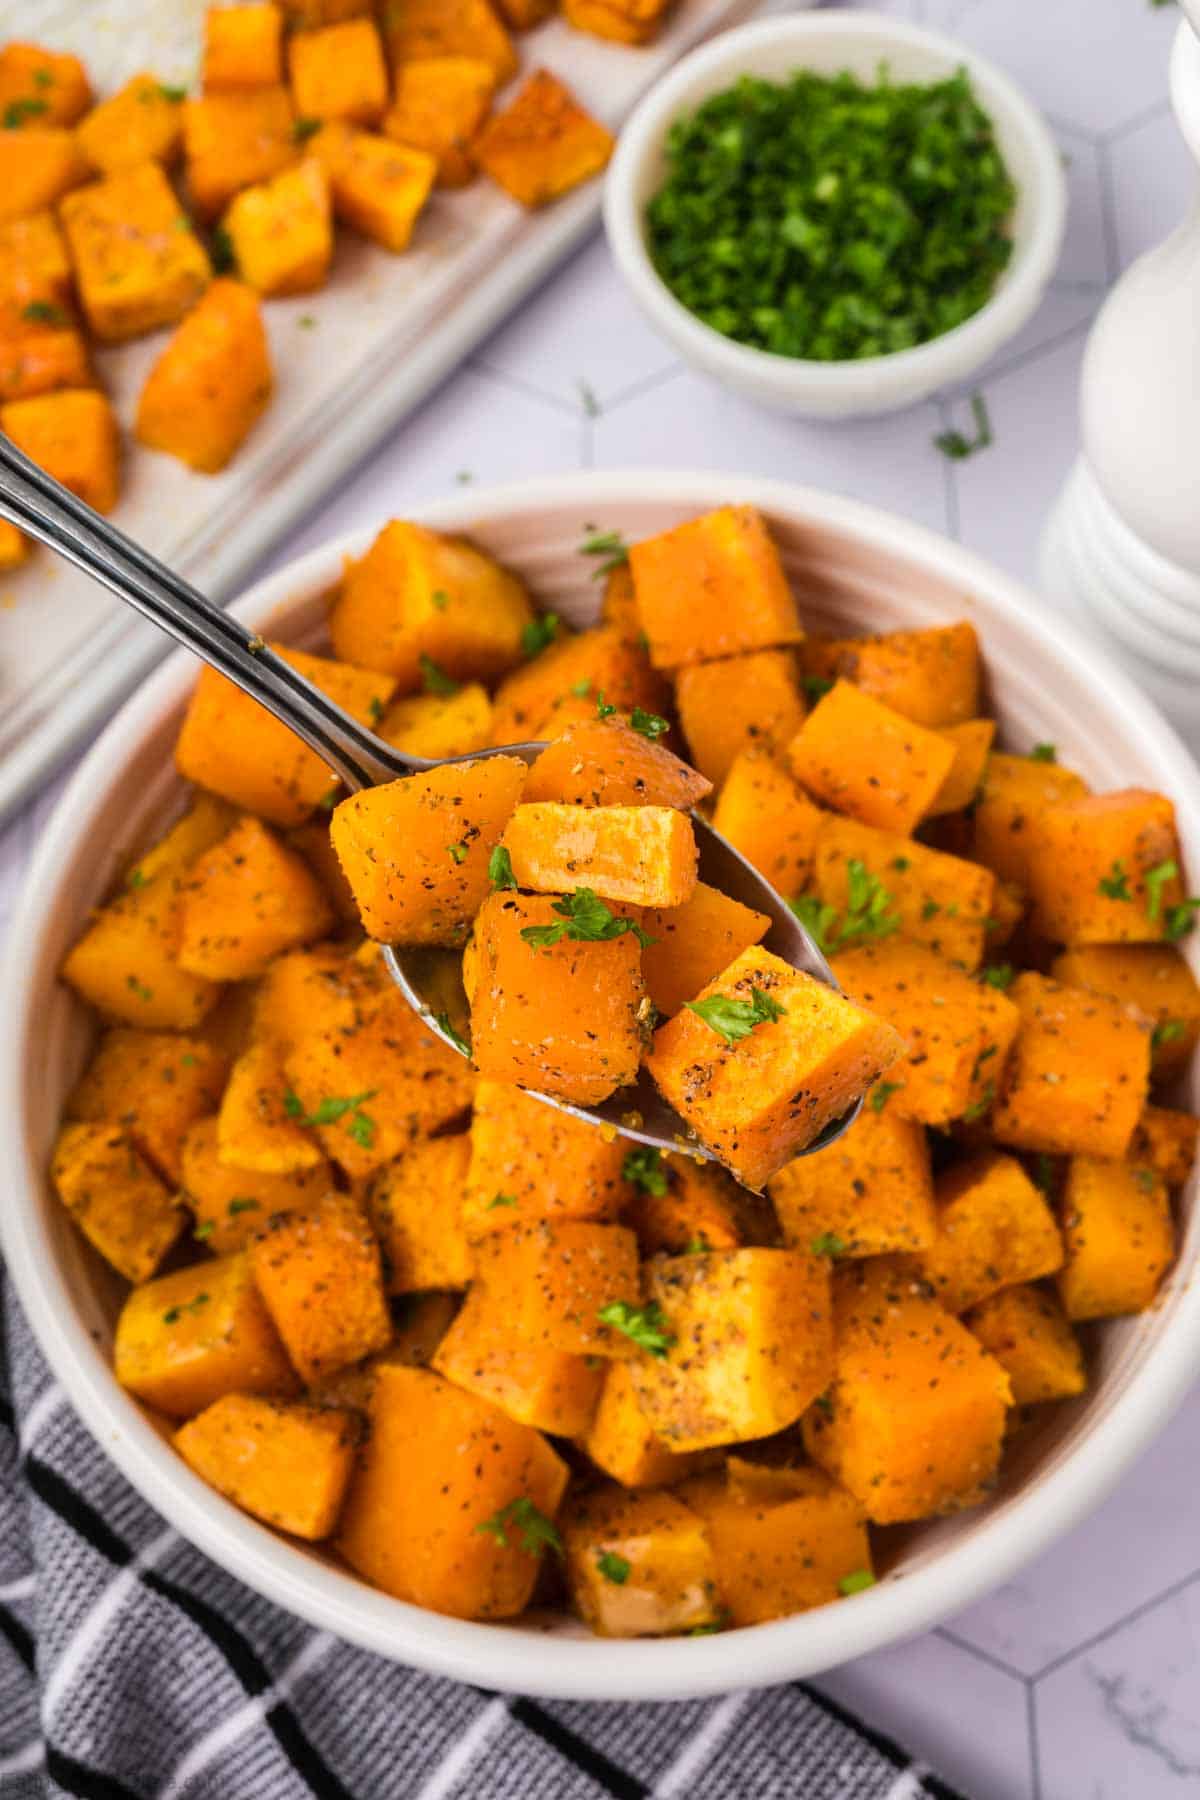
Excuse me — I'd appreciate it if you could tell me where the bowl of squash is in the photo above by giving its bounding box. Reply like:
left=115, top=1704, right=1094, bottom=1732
left=2, top=470, right=1199, bottom=1701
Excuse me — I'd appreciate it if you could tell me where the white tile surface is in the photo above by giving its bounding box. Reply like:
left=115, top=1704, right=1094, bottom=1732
left=4, top=2, right=1200, bottom=1792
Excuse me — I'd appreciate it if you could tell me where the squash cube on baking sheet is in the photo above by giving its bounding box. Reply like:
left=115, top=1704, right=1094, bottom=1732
left=629, top=505, right=802, bottom=672
left=251, top=1190, right=391, bottom=1383
left=811, top=814, right=996, bottom=972
left=462, top=1078, right=628, bottom=1240
left=379, top=683, right=493, bottom=761
left=627, top=1154, right=778, bottom=1258
left=115, top=1251, right=299, bottom=1418
left=136, top=278, right=272, bottom=474
left=0, top=213, right=73, bottom=307
left=972, top=751, right=1090, bottom=888
left=0, top=301, right=93, bottom=404
left=524, top=717, right=711, bottom=814
left=78, top=75, right=186, bottom=174
left=473, top=1220, right=641, bottom=1357
left=183, top=87, right=297, bottom=219
left=582, top=1363, right=711, bottom=1489
left=224, top=158, right=332, bottom=295
left=175, top=1394, right=359, bottom=1539
left=964, top=1285, right=1086, bottom=1406
left=802, top=622, right=981, bottom=729
left=290, top=18, right=389, bottom=125
left=680, top=1464, right=871, bottom=1625
left=563, top=1487, right=721, bottom=1637
left=52, top=1122, right=187, bottom=1284
left=833, top=941, right=1020, bottom=1128
left=181, top=1116, right=333, bottom=1253
left=0, top=389, right=120, bottom=513
left=284, top=986, right=476, bottom=1176
left=0, top=131, right=88, bottom=223
left=675, top=648, right=807, bottom=788
left=920, top=1151, right=1063, bottom=1314
left=646, top=945, right=905, bottom=1190
left=501, top=802, right=698, bottom=910
left=61, top=163, right=211, bottom=342
left=789, top=681, right=956, bottom=836
left=561, top=0, right=673, bottom=41
left=0, top=43, right=92, bottom=127
left=336, top=1365, right=567, bottom=1618
left=475, top=69, right=614, bottom=209
left=331, top=756, right=526, bottom=943
left=928, top=718, right=996, bottom=816
left=768, top=1101, right=934, bottom=1260
left=711, top=749, right=823, bottom=898
left=641, top=883, right=770, bottom=1019
left=330, top=519, right=534, bottom=688
left=1058, top=1156, right=1174, bottom=1321
left=1052, top=944, right=1200, bottom=1081
left=68, top=1030, right=227, bottom=1184
left=383, top=0, right=519, bottom=86
left=432, top=1284, right=604, bottom=1435
left=802, top=1257, right=1012, bottom=1523
left=175, top=646, right=395, bottom=826
left=631, top=1248, right=833, bottom=1451
left=179, top=816, right=335, bottom=980
left=311, top=124, right=436, bottom=252
left=1027, top=789, right=1187, bottom=945
left=468, top=891, right=645, bottom=1104
left=990, top=972, right=1151, bottom=1160
left=219, top=1039, right=324, bottom=1174
left=489, top=625, right=668, bottom=746
left=366, top=1133, right=474, bottom=1291
left=203, top=5, right=284, bottom=91
left=61, top=858, right=221, bottom=1032
left=1129, top=1105, right=1199, bottom=1188
left=383, top=57, right=495, bottom=189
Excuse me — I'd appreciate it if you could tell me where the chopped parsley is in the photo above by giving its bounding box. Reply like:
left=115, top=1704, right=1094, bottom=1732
left=579, top=528, right=630, bottom=578
left=598, top=1299, right=675, bottom=1357
left=1030, top=742, right=1058, bottom=763
left=934, top=392, right=993, bottom=462
left=434, top=1011, right=471, bottom=1056
left=595, top=692, right=617, bottom=720
left=1165, top=898, right=1200, bottom=942
left=228, top=1198, right=260, bottom=1216
left=488, top=845, right=517, bottom=890
left=475, top=1496, right=563, bottom=1559
left=368, top=694, right=384, bottom=724
left=157, top=82, right=188, bottom=102
left=292, top=116, right=322, bottom=142
left=683, top=1236, right=711, bottom=1255
left=870, top=1080, right=901, bottom=1113
left=126, top=867, right=148, bottom=889
left=687, top=985, right=785, bottom=1045
left=1144, top=858, right=1178, bottom=922
left=521, top=888, right=653, bottom=949
left=980, top=963, right=1014, bottom=990
left=791, top=859, right=899, bottom=955
left=810, top=1231, right=846, bottom=1258
left=193, top=1220, right=215, bottom=1241
left=447, top=841, right=469, bottom=865
left=285, top=1088, right=377, bottom=1148
left=1098, top=860, right=1132, bottom=901
left=125, top=975, right=154, bottom=1003
left=521, top=612, right=560, bottom=657
left=623, top=1146, right=669, bottom=1196
left=596, top=1551, right=631, bottom=1584
left=838, top=1569, right=876, bottom=1597
left=1151, top=1019, right=1186, bottom=1050
left=630, top=707, right=669, bottom=740
left=800, top=674, right=834, bottom=701
left=486, top=1192, right=518, bottom=1210
left=210, top=226, right=236, bottom=274
left=419, top=654, right=460, bottom=696
left=163, top=1292, right=210, bottom=1325
left=3, top=97, right=48, bottom=126
left=21, top=300, right=68, bottom=326
left=431, top=589, right=450, bottom=611
left=963, top=1082, right=995, bottom=1123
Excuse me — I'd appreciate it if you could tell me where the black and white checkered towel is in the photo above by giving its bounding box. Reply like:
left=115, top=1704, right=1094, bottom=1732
left=0, top=1270, right=965, bottom=1800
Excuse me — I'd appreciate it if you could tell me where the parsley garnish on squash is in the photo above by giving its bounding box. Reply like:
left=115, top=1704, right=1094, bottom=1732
left=1098, top=860, right=1132, bottom=901
left=579, top=527, right=629, bottom=577
left=596, top=1551, right=631, bottom=1585
left=687, top=985, right=785, bottom=1045
left=488, top=845, right=517, bottom=890
left=598, top=1299, right=676, bottom=1357
left=419, top=654, right=459, bottom=696
left=521, top=613, right=560, bottom=657
left=521, top=888, right=653, bottom=949
left=475, top=1497, right=563, bottom=1559
left=630, top=707, right=669, bottom=741
left=791, top=859, right=899, bottom=955
left=622, top=1146, right=669, bottom=1195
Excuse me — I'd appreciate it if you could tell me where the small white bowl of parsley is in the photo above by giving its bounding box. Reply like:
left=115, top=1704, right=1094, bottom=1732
left=604, top=11, right=1066, bottom=418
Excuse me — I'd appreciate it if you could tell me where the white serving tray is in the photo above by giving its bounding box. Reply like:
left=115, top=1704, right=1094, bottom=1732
left=0, top=0, right=776, bottom=825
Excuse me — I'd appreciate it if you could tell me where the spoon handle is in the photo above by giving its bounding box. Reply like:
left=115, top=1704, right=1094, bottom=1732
left=0, top=435, right=410, bottom=794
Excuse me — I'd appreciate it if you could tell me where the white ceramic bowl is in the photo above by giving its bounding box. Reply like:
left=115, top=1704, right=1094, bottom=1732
left=604, top=13, right=1068, bottom=418
left=3, top=471, right=1198, bottom=1703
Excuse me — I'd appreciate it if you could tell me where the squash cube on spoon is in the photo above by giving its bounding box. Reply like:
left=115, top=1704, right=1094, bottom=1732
left=523, top=715, right=711, bottom=812
left=501, top=802, right=698, bottom=909
left=640, top=883, right=770, bottom=1020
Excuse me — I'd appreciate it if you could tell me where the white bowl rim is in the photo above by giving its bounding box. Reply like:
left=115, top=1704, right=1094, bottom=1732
left=604, top=10, right=1069, bottom=401
left=3, top=466, right=1200, bottom=1704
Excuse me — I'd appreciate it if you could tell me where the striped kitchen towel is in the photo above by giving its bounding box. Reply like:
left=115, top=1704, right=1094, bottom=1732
left=0, top=1272, right=964, bottom=1800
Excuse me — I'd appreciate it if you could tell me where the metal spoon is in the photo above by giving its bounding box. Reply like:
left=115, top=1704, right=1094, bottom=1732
left=0, top=437, right=856, bottom=1162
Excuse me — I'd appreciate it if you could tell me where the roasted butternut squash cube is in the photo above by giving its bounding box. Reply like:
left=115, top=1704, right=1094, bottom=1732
left=834, top=941, right=1021, bottom=1129
left=383, top=0, right=518, bottom=85
left=178, top=815, right=335, bottom=980
left=501, top=802, right=698, bottom=910
left=802, top=1257, right=1011, bottom=1522
left=1027, top=790, right=1186, bottom=945
left=789, top=682, right=956, bottom=836
left=290, top=18, right=388, bottom=125
left=183, top=86, right=297, bottom=218
left=279, top=0, right=374, bottom=22
left=0, top=300, right=92, bottom=404
left=0, top=130, right=88, bottom=222
left=136, top=278, right=272, bottom=473
left=475, top=68, right=614, bottom=208
left=176, top=646, right=395, bottom=826
left=1058, top=1156, right=1174, bottom=1320
left=601, top=561, right=641, bottom=639
left=77, top=74, right=186, bottom=174
left=312, top=124, right=436, bottom=251
left=175, top=1394, right=358, bottom=1538
left=473, top=1219, right=641, bottom=1357
left=802, top=622, right=980, bottom=729
left=641, top=882, right=769, bottom=1019
left=61, top=862, right=221, bottom=1032
left=251, top=1190, right=391, bottom=1382
left=52, top=1122, right=187, bottom=1284
left=203, top=5, right=284, bottom=91
left=383, top=56, right=495, bottom=188
left=631, top=1248, right=833, bottom=1451
left=379, top=682, right=493, bottom=760
left=0, top=213, right=73, bottom=307
left=497, top=0, right=556, bottom=23
left=582, top=1363, right=711, bottom=1489
left=337, top=1365, right=567, bottom=1617
left=67, top=1030, right=226, bottom=1184
left=972, top=751, right=1090, bottom=888
left=1129, top=1105, right=1199, bottom=1188
left=812, top=814, right=995, bottom=972
left=627, top=1154, right=778, bottom=1257
left=680, top=1464, right=871, bottom=1625
left=284, top=986, right=476, bottom=1176
left=1, top=389, right=119, bottom=513
left=964, top=1285, right=1086, bottom=1406
left=920, top=1151, right=1063, bottom=1314
left=629, top=505, right=801, bottom=672
left=711, top=748, right=823, bottom=897
left=331, top=755, right=526, bottom=944
left=928, top=718, right=996, bottom=816
left=331, top=518, right=534, bottom=688
left=563, top=1486, right=721, bottom=1637
left=432, top=1285, right=604, bottom=1436
left=0, top=44, right=91, bottom=128
left=115, top=1252, right=299, bottom=1418
left=219, top=1039, right=325, bottom=1173
left=61, top=163, right=210, bottom=341
left=366, top=1133, right=473, bottom=1291
left=469, top=891, right=645, bottom=1104
left=1052, top=944, right=1200, bottom=1081
left=524, top=716, right=710, bottom=813
left=990, top=973, right=1151, bottom=1160
left=252, top=941, right=387, bottom=1054
left=182, top=1115, right=333, bottom=1252
left=675, top=649, right=807, bottom=788
left=128, top=794, right=241, bottom=884
left=768, top=1101, right=934, bottom=1259
left=489, top=624, right=669, bottom=746
left=462, top=1077, right=628, bottom=1239
left=223, top=157, right=332, bottom=295
left=647, top=945, right=905, bottom=1190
